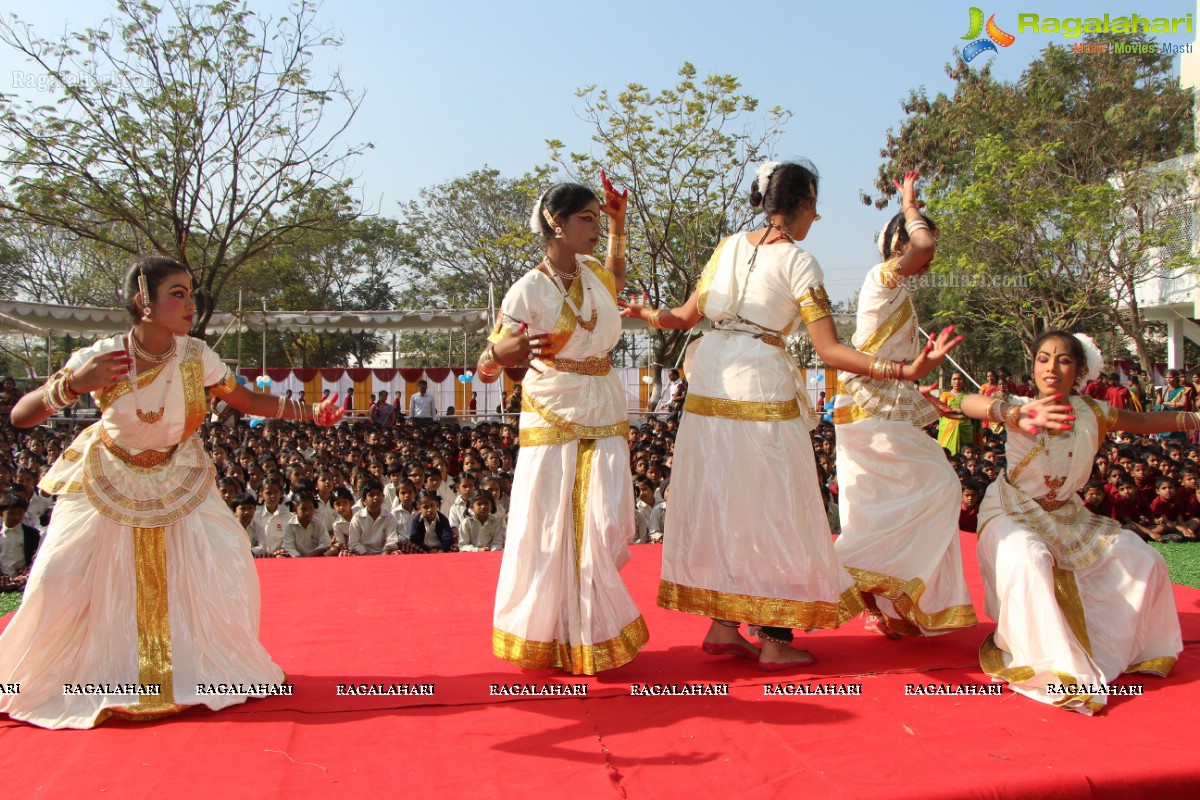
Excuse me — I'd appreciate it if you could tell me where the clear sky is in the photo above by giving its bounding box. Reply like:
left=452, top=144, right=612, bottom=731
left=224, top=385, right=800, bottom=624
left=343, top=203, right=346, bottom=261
left=2, top=0, right=1196, bottom=302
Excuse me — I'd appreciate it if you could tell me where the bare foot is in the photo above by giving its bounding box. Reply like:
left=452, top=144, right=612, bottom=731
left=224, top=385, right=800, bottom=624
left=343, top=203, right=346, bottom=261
left=702, top=620, right=761, bottom=658
left=758, top=639, right=815, bottom=672
left=864, top=613, right=902, bottom=640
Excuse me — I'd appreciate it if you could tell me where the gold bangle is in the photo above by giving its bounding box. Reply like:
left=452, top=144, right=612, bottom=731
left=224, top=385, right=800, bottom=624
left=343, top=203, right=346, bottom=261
left=479, top=345, right=502, bottom=377
left=608, top=234, right=627, bottom=259
left=1005, top=404, right=1021, bottom=428
left=647, top=308, right=665, bottom=330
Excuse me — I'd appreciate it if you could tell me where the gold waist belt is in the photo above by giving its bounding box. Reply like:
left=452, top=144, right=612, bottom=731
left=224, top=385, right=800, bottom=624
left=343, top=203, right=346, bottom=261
left=715, top=323, right=785, bottom=350
left=100, top=428, right=177, bottom=468
left=546, top=356, right=612, bottom=376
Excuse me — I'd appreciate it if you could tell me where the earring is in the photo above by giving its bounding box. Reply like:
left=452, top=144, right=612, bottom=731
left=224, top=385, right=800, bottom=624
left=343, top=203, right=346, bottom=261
left=554, top=227, right=563, bottom=238
left=142, top=305, right=152, bottom=322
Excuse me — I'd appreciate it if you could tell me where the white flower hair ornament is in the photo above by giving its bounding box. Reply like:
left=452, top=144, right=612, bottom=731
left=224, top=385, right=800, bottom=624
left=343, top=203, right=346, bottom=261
left=1074, top=333, right=1103, bottom=386
left=528, top=190, right=549, bottom=235
left=754, top=161, right=781, bottom=208
left=875, top=228, right=887, bottom=258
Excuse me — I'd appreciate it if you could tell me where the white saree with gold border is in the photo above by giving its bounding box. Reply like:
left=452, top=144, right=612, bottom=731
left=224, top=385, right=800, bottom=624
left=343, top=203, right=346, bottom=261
left=660, top=233, right=863, bottom=629
left=0, top=335, right=283, bottom=729
left=832, top=261, right=977, bottom=635
left=491, top=256, right=648, bottom=675
left=976, top=396, right=1181, bottom=714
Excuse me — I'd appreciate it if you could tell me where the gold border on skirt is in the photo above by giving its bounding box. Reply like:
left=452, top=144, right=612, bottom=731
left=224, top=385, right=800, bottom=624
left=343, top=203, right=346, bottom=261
left=492, top=615, right=649, bottom=675
left=978, top=633, right=1104, bottom=714
left=97, top=527, right=188, bottom=724
left=1126, top=656, right=1177, bottom=677
left=657, top=580, right=865, bottom=630
left=846, top=567, right=978, bottom=634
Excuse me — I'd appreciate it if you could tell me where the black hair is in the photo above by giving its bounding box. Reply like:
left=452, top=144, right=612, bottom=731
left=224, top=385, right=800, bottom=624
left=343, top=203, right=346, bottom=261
left=879, top=211, right=938, bottom=260
left=415, top=488, right=442, bottom=508
left=1083, top=480, right=1106, bottom=494
left=1155, top=476, right=1176, bottom=490
left=122, top=255, right=197, bottom=323
left=467, top=490, right=496, bottom=514
left=330, top=487, right=354, bottom=504
left=961, top=480, right=984, bottom=495
left=0, top=491, right=29, bottom=511
left=217, top=476, right=243, bottom=492
left=229, top=492, right=258, bottom=510
left=1029, top=330, right=1087, bottom=383
left=535, top=183, right=600, bottom=240
left=749, top=161, right=819, bottom=221
left=360, top=477, right=384, bottom=500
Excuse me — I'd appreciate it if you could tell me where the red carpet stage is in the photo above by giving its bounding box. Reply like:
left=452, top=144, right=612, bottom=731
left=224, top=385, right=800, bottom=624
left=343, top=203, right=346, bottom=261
left=2, top=533, right=1198, bottom=799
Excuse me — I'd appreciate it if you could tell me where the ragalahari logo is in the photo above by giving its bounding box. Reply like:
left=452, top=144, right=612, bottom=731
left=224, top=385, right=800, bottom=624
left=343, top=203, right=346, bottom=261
left=961, top=7, right=1016, bottom=61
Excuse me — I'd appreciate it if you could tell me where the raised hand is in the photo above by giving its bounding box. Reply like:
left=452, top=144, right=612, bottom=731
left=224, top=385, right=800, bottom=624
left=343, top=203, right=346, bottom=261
left=599, top=169, right=628, bottom=224
left=1017, top=394, right=1075, bottom=436
left=893, top=170, right=924, bottom=209
left=617, top=298, right=651, bottom=321
left=315, top=393, right=347, bottom=427
left=71, top=349, right=133, bottom=393
left=904, top=325, right=963, bottom=381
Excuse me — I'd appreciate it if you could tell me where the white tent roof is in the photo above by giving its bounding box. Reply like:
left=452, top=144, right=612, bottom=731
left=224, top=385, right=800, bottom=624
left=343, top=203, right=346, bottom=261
left=0, top=299, right=856, bottom=338
left=0, top=300, right=491, bottom=336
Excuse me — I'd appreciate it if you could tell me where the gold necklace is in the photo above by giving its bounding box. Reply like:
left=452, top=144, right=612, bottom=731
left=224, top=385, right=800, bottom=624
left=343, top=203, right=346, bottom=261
left=543, top=257, right=597, bottom=332
left=129, top=330, right=176, bottom=364
left=127, top=333, right=174, bottom=424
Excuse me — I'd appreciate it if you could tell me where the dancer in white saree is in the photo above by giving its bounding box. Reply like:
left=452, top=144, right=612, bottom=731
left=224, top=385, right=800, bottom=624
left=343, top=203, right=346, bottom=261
left=961, top=331, right=1182, bottom=714
left=0, top=257, right=344, bottom=729
left=485, top=176, right=649, bottom=675
left=622, top=161, right=961, bottom=670
left=833, top=172, right=977, bottom=638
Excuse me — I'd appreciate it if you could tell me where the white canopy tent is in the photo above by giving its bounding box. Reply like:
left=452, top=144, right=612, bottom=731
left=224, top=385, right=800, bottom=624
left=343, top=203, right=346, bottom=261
left=0, top=300, right=492, bottom=337
left=0, top=299, right=856, bottom=337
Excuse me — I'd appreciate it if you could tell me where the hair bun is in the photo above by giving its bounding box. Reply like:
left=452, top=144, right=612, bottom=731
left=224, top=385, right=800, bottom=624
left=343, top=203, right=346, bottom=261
left=748, top=182, right=764, bottom=209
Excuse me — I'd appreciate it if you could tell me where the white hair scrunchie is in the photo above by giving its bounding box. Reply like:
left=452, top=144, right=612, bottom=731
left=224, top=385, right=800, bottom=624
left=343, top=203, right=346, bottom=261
left=528, top=190, right=549, bottom=235
left=1074, top=333, right=1103, bottom=385
left=754, top=161, right=780, bottom=208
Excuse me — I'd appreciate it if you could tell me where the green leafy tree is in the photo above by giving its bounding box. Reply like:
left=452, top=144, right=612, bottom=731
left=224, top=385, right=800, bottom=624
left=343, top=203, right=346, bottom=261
left=223, top=196, right=413, bottom=367
left=0, top=0, right=368, bottom=333
left=550, top=62, right=789, bottom=375
left=866, top=36, right=1193, bottom=372
left=400, top=165, right=551, bottom=308
left=395, top=165, right=551, bottom=367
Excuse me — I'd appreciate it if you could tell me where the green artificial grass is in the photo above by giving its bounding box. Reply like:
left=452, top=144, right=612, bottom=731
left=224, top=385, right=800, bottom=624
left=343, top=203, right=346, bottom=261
left=0, top=592, right=21, bottom=616
left=1150, top=542, right=1200, bottom=590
